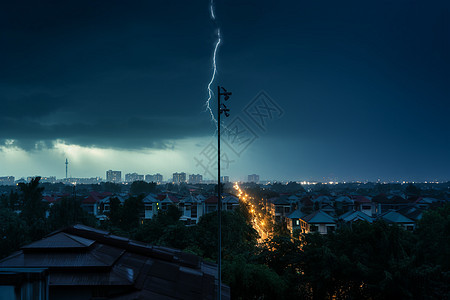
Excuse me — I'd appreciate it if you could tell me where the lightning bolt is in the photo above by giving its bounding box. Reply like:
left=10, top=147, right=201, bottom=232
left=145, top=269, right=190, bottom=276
left=210, top=0, right=216, bottom=20
left=205, top=0, right=221, bottom=129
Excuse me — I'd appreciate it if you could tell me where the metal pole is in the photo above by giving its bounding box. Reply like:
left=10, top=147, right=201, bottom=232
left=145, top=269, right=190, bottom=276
left=217, top=85, right=222, bottom=300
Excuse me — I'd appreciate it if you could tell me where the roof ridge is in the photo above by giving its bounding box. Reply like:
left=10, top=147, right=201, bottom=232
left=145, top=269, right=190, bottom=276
left=63, top=232, right=95, bottom=247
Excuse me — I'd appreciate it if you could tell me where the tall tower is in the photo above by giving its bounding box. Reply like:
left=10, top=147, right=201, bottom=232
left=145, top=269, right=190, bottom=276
left=65, top=158, right=68, bottom=180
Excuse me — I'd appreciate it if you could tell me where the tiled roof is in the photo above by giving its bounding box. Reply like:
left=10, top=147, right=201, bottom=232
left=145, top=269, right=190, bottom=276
left=351, top=195, right=371, bottom=203
left=272, top=197, right=290, bottom=205
left=335, top=196, right=353, bottom=203
left=286, top=209, right=306, bottom=219
left=380, top=210, right=414, bottom=224
left=301, top=210, right=336, bottom=224
left=22, top=232, right=95, bottom=250
left=222, top=196, right=239, bottom=204
left=143, top=193, right=159, bottom=203
left=397, top=206, right=424, bottom=221
left=157, top=194, right=179, bottom=203
left=339, top=210, right=373, bottom=223
left=82, top=191, right=111, bottom=204
left=0, top=224, right=228, bottom=300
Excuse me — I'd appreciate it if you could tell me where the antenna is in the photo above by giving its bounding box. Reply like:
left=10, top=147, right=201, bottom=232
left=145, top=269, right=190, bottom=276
left=65, top=158, right=68, bottom=180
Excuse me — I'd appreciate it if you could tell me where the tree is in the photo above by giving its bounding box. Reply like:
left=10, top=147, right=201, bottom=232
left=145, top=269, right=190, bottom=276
left=0, top=208, right=28, bottom=258
left=298, top=221, right=421, bottom=299
left=416, top=203, right=450, bottom=269
left=134, top=204, right=183, bottom=246
left=106, top=197, right=122, bottom=227
left=192, top=208, right=257, bottom=261
left=120, top=196, right=144, bottom=231
left=48, top=196, right=87, bottom=230
left=257, top=235, right=303, bottom=275
left=130, top=181, right=157, bottom=196
left=101, top=182, right=122, bottom=193
left=223, top=255, right=286, bottom=300
left=0, top=190, right=19, bottom=210
left=19, top=177, right=48, bottom=240
left=405, top=183, right=421, bottom=196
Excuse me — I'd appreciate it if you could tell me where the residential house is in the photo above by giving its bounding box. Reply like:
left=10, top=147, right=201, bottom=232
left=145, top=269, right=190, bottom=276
left=313, top=195, right=335, bottom=214
left=179, top=195, right=204, bottom=225
left=334, top=196, right=354, bottom=213
left=95, top=195, right=126, bottom=221
left=397, top=205, right=425, bottom=223
left=142, top=193, right=159, bottom=220
left=222, top=195, right=240, bottom=211
left=338, top=210, right=373, bottom=225
left=270, top=196, right=292, bottom=223
left=414, top=197, right=441, bottom=210
left=286, top=209, right=306, bottom=235
left=372, top=194, right=412, bottom=215
left=81, top=191, right=112, bottom=216
left=299, top=210, right=337, bottom=234
left=203, top=195, right=238, bottom=215
left=379, top=210, right=416, bottom=231
left=352, top=195, right=376, bottom=216
left=156, top=194, right=179, bottom=211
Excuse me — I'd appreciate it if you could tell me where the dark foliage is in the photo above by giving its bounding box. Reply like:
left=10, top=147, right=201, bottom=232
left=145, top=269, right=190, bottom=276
left=130, top=181, right=157, bottom=196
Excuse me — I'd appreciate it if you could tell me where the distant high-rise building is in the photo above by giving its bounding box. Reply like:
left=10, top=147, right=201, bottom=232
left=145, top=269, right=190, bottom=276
left=0, top=176, right=15, bottom=186
left=154, top=173, right=163, bottom=183
left=125, top=173, right=144, bottom=183
left=248, top=174, right=260, bottom=183
left=172, top=172, right=186, bottom=184
left=221, top=176, right=229, bottom=183
left=106, top=170, right=122, bottom=183
left=145, top=174, right=153, bottom=183
left=145, top=173, right=163, bottom=183
left=189, top=174, right=203, bottom=184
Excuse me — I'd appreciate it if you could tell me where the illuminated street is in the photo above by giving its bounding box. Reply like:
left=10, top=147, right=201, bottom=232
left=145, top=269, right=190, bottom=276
left=234, top=183, right=272, bottom=243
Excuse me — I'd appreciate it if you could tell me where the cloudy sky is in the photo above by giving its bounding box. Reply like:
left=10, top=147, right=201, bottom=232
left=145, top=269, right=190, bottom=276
left=0, top=0, right=448, bottom=182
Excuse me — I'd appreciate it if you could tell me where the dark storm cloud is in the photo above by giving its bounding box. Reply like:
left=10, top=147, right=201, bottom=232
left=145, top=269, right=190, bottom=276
left=0, top=116, right=212, bottom=151
left=1, top=92, right=66, bottom=119
left=0, top=0, right=448, bottom=180
left=0, top=0, right=216, bottom=150
left=0, top=0, right=210, bottom=86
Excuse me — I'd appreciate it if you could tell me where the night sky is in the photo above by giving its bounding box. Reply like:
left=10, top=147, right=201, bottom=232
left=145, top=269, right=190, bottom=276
left=0, top=0, right=448, bottom=182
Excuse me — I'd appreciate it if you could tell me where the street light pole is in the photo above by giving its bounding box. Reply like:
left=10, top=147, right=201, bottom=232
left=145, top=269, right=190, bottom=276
left=217, top=86, right=221, bottom=300
left=217, top=86, right=231, bottom=300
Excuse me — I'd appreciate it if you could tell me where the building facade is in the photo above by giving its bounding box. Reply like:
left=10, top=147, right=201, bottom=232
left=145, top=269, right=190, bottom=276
left=173, top=172, right=186, bottom=184
left=248, top=174, right=260, bottom=183
left=125, top=172, right=144, bottom=183
left=189, top=174, right=203, bottom=184
left=106, top=170, right=121, bottom=183
left=0, top=176, right=15, bottom=186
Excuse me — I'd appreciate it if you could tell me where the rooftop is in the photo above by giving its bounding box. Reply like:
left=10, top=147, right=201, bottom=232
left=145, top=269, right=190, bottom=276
left=0, top=224, right=229, bottom=300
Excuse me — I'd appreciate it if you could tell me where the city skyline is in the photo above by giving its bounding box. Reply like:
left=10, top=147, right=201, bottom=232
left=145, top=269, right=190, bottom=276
left=1, top=165, right=448, bottom=184
left=0, top=0, right=448, bottom=183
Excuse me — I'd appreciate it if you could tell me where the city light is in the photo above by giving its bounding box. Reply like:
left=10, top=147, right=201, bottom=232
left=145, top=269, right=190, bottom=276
left=234, top=182, right=272, bottom=243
